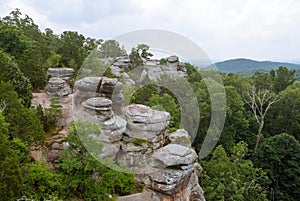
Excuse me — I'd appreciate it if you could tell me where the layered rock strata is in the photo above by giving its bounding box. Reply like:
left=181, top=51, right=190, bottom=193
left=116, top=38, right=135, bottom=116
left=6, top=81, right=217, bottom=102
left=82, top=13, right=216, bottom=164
left=46, top=77, right=72, bottom=97
left=74, top=76, right=123, bottom=114
left=47, top=68, right=74, bottom=80
left=74, top=91, right=205, bottom=200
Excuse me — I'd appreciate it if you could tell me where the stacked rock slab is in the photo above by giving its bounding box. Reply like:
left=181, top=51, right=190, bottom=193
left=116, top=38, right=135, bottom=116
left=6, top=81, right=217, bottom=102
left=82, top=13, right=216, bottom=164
left=73, top=76, right=205, bottom=200
left=111, top=56, right=131, bottom=77
left=116, top=104, right=170, bottom=169
left=166, top=55, right=179, bottom=70
left=46, top=77, right=72, bottom=97
left=74, top=76, right=123, bottom=114
left=46, top=68, right=74, bottom=97
left=115, top=104, right=205, bottom=201
left=80, top=97, right=126, bottom=160
left=110, top=55, right=188, bottom=80
left=47, top=68, right=74, bottom=80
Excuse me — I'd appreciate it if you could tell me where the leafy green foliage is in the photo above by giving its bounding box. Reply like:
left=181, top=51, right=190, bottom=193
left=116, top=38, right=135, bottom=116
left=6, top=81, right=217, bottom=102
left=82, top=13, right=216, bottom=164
left=219, top=86, right=249, bottom=151
left=100, top=39, right=126, bottom=58
left=0, top=81, right=45, bottom=145
left=57, top=31, right=87, bottom=70
left=21, top=163, right=66, bottom=200
left=17, top=46, right=47, bottom=90
left=129, top=44, right=153, bottom=68
left=147, top=93, right=181, bottom=129
left=270, top=66, right=295, bottom=93
left=159, top=58, right=167, bottom=65
left=0, top=50, right=33, bottom=107
left=200, top=142, right=268, bottom=201
left=130, top=85, right=159, bottom=104
left=132, top=138, right=150, bottom=146
left=0, top=21, right=32, bottom=58
left=0, top=112, right=22, bottom=201
left=56, top=121, right=140, bottom=200
left=185, top=63, right=202, bottom=83
left=40, top=98, right=63, bottom=134
left=266, top=81, right=300, bottom=140
left=254, top=133, right=300, bottom=201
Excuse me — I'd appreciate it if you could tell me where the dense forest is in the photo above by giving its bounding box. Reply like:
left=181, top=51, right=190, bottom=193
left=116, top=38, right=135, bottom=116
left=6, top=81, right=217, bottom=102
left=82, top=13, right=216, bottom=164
left=0, top=9, right=299, bottom=201
left=212, top=58, right=300, bottom=79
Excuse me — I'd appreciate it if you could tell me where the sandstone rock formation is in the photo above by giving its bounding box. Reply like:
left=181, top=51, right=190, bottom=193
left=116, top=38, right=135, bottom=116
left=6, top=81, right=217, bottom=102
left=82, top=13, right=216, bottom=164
left=111, top=56, right=131, bottom=76
left=39, top=56, right=205, bottom=200
left=72, top=79, right=205, bottom=200
left=110, top=55, right=187, bottom=81
left=47, top=68, right=74, bottom=80
left=46, top=68, right=74, bottom=97
left=74, top=76, right=123, bottom=114
left=46, top=77, right=72, bottom=97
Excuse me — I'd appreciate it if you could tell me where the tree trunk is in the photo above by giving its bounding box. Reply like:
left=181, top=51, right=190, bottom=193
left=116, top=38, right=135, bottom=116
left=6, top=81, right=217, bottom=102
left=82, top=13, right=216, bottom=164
left=254, top=120, right=264, bottom=152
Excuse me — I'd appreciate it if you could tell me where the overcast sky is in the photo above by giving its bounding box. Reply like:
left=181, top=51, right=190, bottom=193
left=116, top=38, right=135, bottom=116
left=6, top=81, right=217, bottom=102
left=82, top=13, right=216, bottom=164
left=1, top=0, right=300, bottom=62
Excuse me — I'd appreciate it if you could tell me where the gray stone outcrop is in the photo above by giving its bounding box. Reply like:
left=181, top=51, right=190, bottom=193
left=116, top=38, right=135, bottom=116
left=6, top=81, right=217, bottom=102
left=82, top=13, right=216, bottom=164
left=47, top=68, right=74, bottom=80
left=46, top=77, right=72, bottom=97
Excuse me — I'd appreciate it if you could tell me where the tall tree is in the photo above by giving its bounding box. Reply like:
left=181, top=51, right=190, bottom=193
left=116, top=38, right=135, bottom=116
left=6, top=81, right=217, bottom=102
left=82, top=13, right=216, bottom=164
left=58, top=31, right=86, bottom=70
left=219, top=86, right=249, bottom=151
left=270, top=66, right=295, bottom=93
left=0, top=82, right=45, bottom=145
left=0, top=21, right=31, bottom=59
left=100, top=39, right=124, bottom=58
left=129, top=43, right=153, bottom=68
left=254, top=133, right=300, bottom=201
left=0, top=50, right=33, bottom=107
left=243, top=85, right=278, bottom=152
left=200, top=142, right=268, bottom=201
left=0, top=112, right=22, bottom=201
left=17, top=46, right=47, bottom=90
left=266, top=81, right=300, bottom=141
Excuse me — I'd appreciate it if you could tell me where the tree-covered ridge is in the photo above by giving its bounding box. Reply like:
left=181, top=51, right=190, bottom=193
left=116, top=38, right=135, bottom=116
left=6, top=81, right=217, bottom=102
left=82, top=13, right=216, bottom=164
left=0, top=8, right=299, bottom=201
left=212, top=58, right=300, bottom=79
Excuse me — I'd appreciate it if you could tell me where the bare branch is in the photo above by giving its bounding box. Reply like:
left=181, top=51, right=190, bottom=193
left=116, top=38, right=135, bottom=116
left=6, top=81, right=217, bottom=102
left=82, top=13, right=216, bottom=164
left=243, top=85, right=278, bottom=151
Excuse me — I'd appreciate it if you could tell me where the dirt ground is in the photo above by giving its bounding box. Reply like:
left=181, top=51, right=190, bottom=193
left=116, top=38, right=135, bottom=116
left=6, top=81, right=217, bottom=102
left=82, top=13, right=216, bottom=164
left=32, top=92, right=73, bottom=128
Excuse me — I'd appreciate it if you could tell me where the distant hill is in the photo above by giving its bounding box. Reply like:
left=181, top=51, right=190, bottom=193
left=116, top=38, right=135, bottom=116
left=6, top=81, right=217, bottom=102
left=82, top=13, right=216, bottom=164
left=212, top=58, right=300, bottom=75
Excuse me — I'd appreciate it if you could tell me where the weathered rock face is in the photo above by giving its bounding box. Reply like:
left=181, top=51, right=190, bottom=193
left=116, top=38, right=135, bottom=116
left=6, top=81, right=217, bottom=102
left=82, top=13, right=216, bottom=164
left=46, top=77, right=72, bottom=97
left=110, top=55, right=187, bottom=81
left=46, top=128, right=69, bottom=162
left=46, top=68, right=74, bottom=97
left=111, top=56, right=131, bottom=77
left=167, top=129, right=191, bottom=147
left=74, top=76, right=123, bottom=114
left=41, top=65, right=205, bottom=200
left=114, top=105, right=205, bottom=201
left=153, top=144, right=197, bottom=167
left=77, top=96, right=126, bottom=160
left=124, top=104, right=170, bottom=140
left=47, top=68, right=74, bottom=80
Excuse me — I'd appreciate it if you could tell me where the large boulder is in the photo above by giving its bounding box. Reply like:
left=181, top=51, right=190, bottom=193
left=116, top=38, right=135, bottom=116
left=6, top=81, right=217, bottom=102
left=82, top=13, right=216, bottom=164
left=167, top=129, right=191, bottom=147
left=124, top=104, right=170, bottom=124
left=167, top=55, right=179, bottom=63
left=153, top=144, right=197, bottom=167
left=74, top=77, right=101, bottom=92
left=123, top=104, right=170, bottom=148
